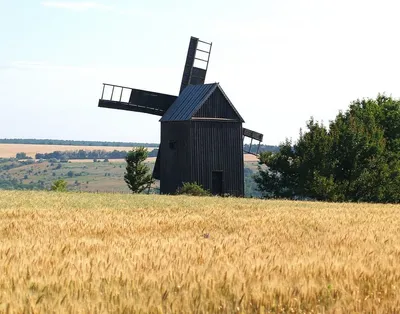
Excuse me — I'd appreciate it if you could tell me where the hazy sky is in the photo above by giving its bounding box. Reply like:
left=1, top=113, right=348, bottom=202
left=1, top=0, right=400, bottom=145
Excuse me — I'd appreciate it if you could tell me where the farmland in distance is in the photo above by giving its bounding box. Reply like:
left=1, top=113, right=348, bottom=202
left=0, top=144, right=156, bottom=159
left=0, top=144, right=260, bottom=195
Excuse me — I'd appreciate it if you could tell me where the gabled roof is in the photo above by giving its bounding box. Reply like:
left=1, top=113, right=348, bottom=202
left=160, top=83, right=244, bottom=122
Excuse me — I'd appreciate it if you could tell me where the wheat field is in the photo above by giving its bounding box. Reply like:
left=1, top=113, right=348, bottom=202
left=0, top=144, right=155, bottom=159
left=0, top=191, right=399, bottom=313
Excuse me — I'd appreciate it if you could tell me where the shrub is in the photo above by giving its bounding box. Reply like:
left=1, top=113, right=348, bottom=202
left=16, top=152, right=27, bottom=159
left=51, top=179, right=67, bottom=192
left=176, top=182, right=210, bottom=196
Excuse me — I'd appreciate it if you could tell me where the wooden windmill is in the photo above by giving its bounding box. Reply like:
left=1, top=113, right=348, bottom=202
left=98, top=36, right=263, bottom=196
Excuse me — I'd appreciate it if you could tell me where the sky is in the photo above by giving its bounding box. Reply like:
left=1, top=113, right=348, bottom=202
left=1, top=0, right=400, bottom=145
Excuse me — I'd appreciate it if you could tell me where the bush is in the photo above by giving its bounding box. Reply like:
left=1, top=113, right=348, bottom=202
left=16, top=152, right=27, bottom=159
left=176, top=182, right=210, bottom=196
left=51, top=179, right=67, bottom=192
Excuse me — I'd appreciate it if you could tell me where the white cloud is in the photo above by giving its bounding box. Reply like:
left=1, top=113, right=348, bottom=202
left=41, top=1, right=112, bottom=11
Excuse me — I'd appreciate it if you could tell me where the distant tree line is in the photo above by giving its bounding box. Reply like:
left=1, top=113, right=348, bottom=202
left=0, top=138, right=160, bottom=147
left=243, top=144, right=279, bottom=154
left=35, top=149, right=159, bottom=160
left=1, top=138, right=278, bottom=153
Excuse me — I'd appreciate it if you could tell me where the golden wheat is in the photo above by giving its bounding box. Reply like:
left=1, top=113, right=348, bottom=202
left=0, top=144, right=155, bottom=159
left=0, top=191, right=399, bottom=313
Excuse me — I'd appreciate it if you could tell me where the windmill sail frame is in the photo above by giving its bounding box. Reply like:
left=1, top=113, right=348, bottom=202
left=179, top=37, right=212, bottom=94
left=99, top=83, right=177, bottom=116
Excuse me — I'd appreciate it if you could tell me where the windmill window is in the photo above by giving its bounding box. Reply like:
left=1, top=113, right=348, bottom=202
left=169, top=140, right=177, bottom=150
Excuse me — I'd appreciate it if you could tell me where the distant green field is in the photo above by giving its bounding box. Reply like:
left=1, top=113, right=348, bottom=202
left=0, top=141, right=264, bottom=196
left=0, top=159, right=261, bottom=196
left=0, top=159, right=139, bottom=193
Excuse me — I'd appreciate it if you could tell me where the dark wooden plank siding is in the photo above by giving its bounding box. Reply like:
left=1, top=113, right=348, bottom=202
left=160, top=120, right=244, bottom=196
left=190, top=121, right=244, bottom=196
left=194, top=87, right=240, bottom=120
left=152, top=149, right=161, bottom=180
left=159, top=122, right=191, bottom=194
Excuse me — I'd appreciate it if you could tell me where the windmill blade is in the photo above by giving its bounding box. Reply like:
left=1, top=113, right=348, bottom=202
left=243, top=128, right=264, bottom=155
left=179, top=37, right=212, bottom=94
left=243, top=128, right=263, bottom=142
left=99, top=83, right=177, bottom=116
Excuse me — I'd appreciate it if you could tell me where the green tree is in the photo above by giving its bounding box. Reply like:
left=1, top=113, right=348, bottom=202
left=124, top=147, right=154, bottom=193
left=16, top=152, right=27, bottom=159
left=51, top=179, right=67, bottom=192
left=254, top=94, right=400, bottom=203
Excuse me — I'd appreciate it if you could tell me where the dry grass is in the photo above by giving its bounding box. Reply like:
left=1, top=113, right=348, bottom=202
left=243, top=154, right=259, bottom=162
left=0, top=144, right=155, bottom=158
left=0, top=144, right=256, bottom=162
left=0, top=191, right=399, bottom=313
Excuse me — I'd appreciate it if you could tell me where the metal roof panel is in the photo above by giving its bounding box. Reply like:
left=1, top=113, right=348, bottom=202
left=160, top=83, right=217, bottom=121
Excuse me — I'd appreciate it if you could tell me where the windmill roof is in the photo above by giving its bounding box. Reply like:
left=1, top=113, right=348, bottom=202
left=160, top=83, right=244, bottom=122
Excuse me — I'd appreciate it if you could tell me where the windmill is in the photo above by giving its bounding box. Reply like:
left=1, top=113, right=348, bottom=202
left=98, top=36, right=263, bottom=196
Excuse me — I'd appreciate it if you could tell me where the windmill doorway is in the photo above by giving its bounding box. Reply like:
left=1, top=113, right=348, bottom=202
left=212, top=171, right=223, bottom=195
